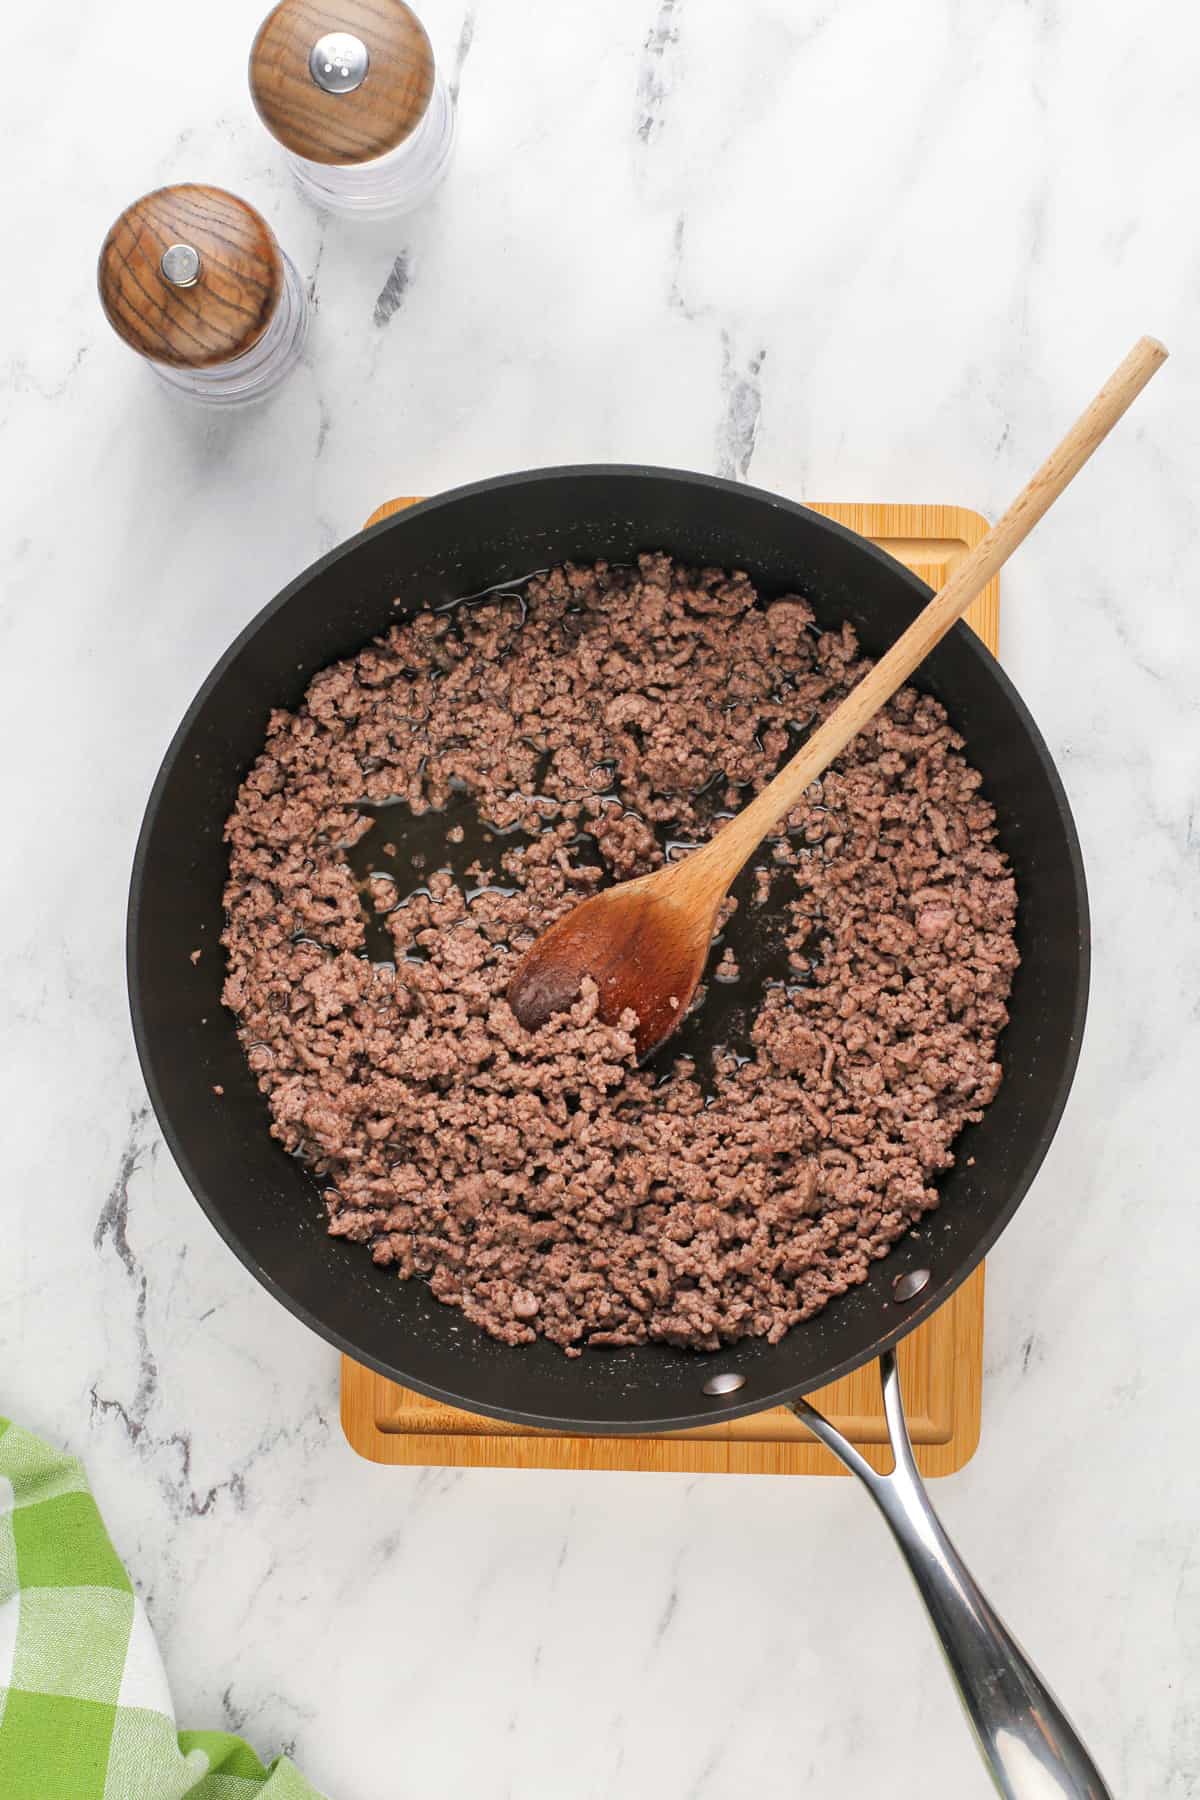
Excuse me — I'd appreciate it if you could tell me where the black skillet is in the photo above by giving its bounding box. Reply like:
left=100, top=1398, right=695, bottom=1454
left=128, top=467, right=1101, bottom=1796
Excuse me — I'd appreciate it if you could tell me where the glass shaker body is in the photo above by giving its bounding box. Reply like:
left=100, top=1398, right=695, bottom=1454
left=98, top=184, right=308, bottom=408
left=287, top=71, right=454, bottom=216
left=250, top=1, right=454, bottom=219
left=150, top=251, right=308, bottom=405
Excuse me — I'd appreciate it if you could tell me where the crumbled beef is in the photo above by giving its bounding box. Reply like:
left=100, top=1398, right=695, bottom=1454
left=221, top=556, right=1018, bottom=1353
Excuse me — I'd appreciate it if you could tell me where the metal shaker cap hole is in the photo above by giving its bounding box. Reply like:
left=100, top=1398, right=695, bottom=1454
left=309, top=32, right=369, bottom=93
left=893, top=1267, right=931, bottom=1302
left=160, top=243, right=201, bottom=288
left=703, top=1371, right=746, bottom=1396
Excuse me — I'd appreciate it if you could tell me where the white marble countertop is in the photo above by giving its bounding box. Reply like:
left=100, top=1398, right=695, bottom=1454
left=4, top=0, right=1199, bottom=1794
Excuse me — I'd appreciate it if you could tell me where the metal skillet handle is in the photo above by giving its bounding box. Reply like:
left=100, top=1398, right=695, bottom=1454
left=792, top=1354, right=1112, bottom=1799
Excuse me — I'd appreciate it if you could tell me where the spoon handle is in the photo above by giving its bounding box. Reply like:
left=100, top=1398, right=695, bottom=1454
left=694, top=335, right=1167, bottom=887
left=794, top=1354, right=1113, bottom=1800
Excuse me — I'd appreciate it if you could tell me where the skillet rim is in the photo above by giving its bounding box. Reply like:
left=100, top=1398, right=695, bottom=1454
left=126, top=464, right=1090, bottom=1432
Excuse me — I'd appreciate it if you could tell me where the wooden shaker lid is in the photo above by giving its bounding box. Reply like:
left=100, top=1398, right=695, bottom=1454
left=249, top=0, right=435, bottom=167
left=97, top=185, right=284, bottom=370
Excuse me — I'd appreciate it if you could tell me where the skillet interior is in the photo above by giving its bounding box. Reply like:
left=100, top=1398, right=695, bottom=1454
left=127, top=466, right=1089, bottom=1433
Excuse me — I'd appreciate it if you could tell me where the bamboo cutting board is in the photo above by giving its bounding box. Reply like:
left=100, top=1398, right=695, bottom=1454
left=341, top=501, right=998, bottom=1477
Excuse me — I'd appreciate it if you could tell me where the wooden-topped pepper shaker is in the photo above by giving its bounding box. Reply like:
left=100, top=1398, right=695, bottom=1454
left=97, top=185, right=308, bottom=405
left=249, top=0, right=455, bottom=216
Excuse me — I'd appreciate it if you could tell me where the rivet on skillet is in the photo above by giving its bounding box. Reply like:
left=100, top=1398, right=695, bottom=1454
left=703, top=1371, right=746, bottom=1396
left=893, top=1268, right=931, bottom=1302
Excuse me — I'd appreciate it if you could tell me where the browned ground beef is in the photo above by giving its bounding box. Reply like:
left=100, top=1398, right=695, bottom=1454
left=221, top=555, right=1018, bottom=1354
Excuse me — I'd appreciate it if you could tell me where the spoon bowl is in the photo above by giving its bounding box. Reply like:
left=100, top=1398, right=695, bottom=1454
left=508, top=853, right=726, bottom=1056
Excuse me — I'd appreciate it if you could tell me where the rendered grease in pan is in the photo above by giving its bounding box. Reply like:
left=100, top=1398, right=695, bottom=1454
left=220, top=555, right=1019, bottom=1355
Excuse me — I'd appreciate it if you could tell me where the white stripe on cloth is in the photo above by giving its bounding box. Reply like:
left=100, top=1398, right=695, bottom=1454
left=0, top=1429, right=89, bottom=1509
left=0, top=1592, right=19, bottom=1687
left=116, top=1597, right=174, bottom=1715
left=12, top=1585, right=133, bottom=1703
left=0, top=1502, right=16, bottom=1608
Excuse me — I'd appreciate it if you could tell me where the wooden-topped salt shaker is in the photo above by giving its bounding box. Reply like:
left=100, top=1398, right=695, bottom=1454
left=249, top=0, right=455, bottom=217
left=97, top=185, right=308, bottom=405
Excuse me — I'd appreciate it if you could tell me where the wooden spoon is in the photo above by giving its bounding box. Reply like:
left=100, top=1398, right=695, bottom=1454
left=508, top=337, right=1168, bottom=1056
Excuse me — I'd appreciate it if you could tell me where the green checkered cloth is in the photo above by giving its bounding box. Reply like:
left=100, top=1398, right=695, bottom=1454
left=0, top=1417, right=326, bottom=1800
